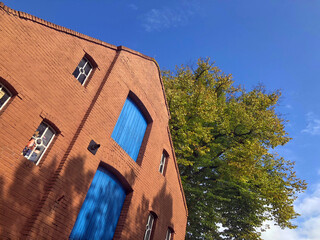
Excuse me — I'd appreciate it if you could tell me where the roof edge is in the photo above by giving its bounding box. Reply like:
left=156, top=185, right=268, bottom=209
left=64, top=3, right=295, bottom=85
left=0, top=2, right=117, bottom=50
left=167, top=126, right=188, bottom=216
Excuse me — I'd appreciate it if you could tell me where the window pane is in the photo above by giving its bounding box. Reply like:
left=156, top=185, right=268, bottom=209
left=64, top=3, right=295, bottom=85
left=162, top=154, right=166, bottom=164
left=144, top=231, right=151, bottom=240
left=22, top=138, right=36, bottom=157
left=159, top=153, right=166, bottom=174
left=35, top=123, right=47, bottom=137
left=0, top=86, right=11, bottom=109
left=159, top=165, right=163, bottom=174
left=0, top=91, right=9, bottom=107
left=166, top=229, right=172, bottom=240
left=43, top=128, right=54, bottom=146
left=73, top=67, right=80, bottom=78
left=79, top=58, right=86, bottom=67
left=29, top=145, right=45, bottom=162
left=0, top=88, right=4, bottom=98
left=84, top=62, right=92, bottom=75
left=78, top=74, right=86, bottom=84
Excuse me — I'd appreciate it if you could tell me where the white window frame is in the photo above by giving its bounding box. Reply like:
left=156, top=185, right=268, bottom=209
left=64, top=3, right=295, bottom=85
left=165, top=228, right=173, bottom=240
left=22, top=122, right=55, bottom=165
left=0, top=83, right=12, bottom=111
left=144, top=213, right=155, bottom=240
left=73, top=57, right=93, bottom=85
left=159, top=152, right=167, bottom=174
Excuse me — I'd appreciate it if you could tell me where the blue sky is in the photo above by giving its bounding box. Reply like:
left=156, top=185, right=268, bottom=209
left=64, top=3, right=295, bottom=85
left=3, top=0, right=320, bottom=238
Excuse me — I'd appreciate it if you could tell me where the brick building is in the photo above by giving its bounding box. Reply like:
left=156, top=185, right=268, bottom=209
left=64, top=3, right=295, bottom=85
left=0, top=3, right=187, bottom=239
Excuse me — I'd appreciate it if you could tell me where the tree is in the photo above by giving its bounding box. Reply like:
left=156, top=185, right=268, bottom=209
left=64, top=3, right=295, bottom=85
left=162, top=58, right=307, bottom=240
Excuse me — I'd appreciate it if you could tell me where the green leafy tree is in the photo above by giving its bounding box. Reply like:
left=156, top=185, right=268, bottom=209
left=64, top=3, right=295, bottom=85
left=162, top=58, right=307, bottom=240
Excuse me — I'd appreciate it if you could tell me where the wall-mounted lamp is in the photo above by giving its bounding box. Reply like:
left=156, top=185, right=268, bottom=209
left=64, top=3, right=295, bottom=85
left=88, top=140, right=100, bottom=155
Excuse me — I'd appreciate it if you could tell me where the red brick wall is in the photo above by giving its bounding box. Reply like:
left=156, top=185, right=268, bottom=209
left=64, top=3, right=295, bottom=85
left=0, top=3, right=187, bottom=240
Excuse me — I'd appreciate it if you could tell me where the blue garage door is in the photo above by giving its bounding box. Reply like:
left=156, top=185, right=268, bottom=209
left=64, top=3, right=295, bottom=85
left=111, top=97, right=147, bottom=161
left=69, top=167, right=126, bottom=240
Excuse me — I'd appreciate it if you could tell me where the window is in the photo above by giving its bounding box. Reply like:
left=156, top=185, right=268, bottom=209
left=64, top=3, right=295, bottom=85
left=144, top=213, right=155, bottom=240
left=165, top=228, right=173, bottom=240
left=73, top=57, right=93, bottom=85
left=159, top=152, right=167, bottom=174
left=111, top=97, right=148, bottom=161
left=21, top=121, right=55, bottom=165
left=0, top=83, right=11, bottom=110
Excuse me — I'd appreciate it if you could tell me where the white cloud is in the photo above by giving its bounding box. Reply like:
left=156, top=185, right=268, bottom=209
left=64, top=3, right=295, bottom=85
left=141, top=4, right=196, bottom=32
left=261, top=221, right=305, bottom=240
left=295, top=185, right=320, bottom=218
left=261, top=183, right=320, bottom=240
left=301, top=112, right=320, bottom=135
left=128, top=3, right=138, bottom=11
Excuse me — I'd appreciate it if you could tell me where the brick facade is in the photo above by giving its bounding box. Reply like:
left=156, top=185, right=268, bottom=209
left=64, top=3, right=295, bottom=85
left=0, top=3, right=187, bottom=239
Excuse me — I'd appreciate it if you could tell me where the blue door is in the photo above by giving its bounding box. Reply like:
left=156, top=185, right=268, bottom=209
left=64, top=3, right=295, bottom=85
left=69, top=167, right=126, bottom=240
left=111, top=97, right=147, bottom=161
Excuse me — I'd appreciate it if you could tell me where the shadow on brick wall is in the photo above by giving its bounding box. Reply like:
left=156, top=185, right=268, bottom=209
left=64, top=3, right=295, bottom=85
left=132, top=182, right=173, bottom=239
left=0, top=157, right=55, bottom=239
left=152, top=182, right=173, bottom=237
left=0, top=154, right=94, bottom=239
left=35, top=154, right=94, bottom=239
left=1, top=155, right=175, bottom=239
